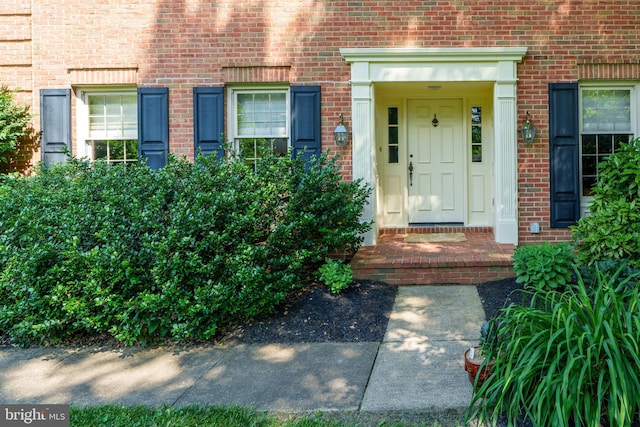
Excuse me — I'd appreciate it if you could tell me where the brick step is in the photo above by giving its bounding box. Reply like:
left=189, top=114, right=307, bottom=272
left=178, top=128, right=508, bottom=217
left=350, top=229, right=515, bottom=285
left=351, top=260, right=515, bottom=285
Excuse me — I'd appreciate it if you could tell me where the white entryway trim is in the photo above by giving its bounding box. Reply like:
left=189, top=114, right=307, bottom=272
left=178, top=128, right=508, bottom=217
left=340, top=47, right=527, bottom=246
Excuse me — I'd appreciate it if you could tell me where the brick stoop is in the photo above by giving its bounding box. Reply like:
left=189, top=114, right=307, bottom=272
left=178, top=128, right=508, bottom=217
left=351, top=227, right=515, bottom=285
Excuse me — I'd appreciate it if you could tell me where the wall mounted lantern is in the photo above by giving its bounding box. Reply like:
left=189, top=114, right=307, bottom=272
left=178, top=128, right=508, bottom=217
left=333, top=114, right=349, bottom=146
left=521, top=111, right=536, bottom=143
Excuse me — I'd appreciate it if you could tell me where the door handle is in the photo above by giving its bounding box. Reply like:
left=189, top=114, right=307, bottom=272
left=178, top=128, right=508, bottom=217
left=408, top=161, right=414, bottom=186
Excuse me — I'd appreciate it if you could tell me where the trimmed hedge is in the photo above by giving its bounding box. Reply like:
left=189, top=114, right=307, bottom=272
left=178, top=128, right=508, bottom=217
left=0, top=153, right=371, bottom=346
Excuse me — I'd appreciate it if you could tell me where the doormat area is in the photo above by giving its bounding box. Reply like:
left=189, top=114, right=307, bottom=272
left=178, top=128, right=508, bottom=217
left=404, top=233, right=467, bottom=243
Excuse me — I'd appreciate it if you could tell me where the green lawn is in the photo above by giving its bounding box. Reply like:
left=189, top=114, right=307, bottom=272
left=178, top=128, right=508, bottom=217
left=70, top=405, right=465, bottom=427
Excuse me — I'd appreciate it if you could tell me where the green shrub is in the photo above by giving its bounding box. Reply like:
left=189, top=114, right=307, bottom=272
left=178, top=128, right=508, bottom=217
left=467, top=265, right=640, bottom=427
left=318, top=258, right=353, bottom=294
left=0, top=85, right=32, bottom=166
left=511, top=242, right=575, bottom=292
left=0, top=152, right=371, bottom=346
left=571, top=137, right=640, bottom=268
left=579, top=258, right=640, bottom=295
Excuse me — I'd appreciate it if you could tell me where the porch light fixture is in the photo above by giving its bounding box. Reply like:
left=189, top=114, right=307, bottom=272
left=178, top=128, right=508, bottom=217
left=521, top=111, right=536, bottom=143
left=333, top=114, right=349, bottom=146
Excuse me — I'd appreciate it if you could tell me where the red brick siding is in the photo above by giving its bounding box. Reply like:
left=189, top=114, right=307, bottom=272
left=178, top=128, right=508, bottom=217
left=5, top=0, right=640, bottom=243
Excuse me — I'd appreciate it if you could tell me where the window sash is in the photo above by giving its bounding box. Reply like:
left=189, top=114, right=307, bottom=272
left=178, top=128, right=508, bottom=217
left=90, top=139, right=138, bottom=164
left=87, top=94, right=137, bottom=140
left=579, top=86, right=635, bottom=201
left=236, top=92, right=287, bottom=138
left=581, top=89, right=631, bottom=133
left=80, top=90, right=138, bottom=162
left=230, top=88, right=290, bottom=168
left=233, top=90, right=289, bottom=138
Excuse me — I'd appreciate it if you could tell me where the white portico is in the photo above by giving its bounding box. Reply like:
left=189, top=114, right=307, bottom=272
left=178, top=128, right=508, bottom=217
left=340, top=47, right=527, bottom=246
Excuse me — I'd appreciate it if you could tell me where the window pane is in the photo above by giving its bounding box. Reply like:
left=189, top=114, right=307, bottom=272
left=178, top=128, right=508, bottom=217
left=271, top=112, right=287, bottom=136
left=88, top=95, right=105, bottom=115
left=582, top=135, right=597, bottom=154
left=106, top=116, right=122, bottom=138
left=105, top=95, right=121, bottom=115
left=472, top=106, right=482, bottom=125
left=614, top=134, right=629, bottom=150
left=237, top=94, right=253, bottom=112
left=256, top=140, right=270, bottom=158
left=388, top=146, right=398, bottom=164
left=273, top=94, right=284, bottom=111
left=89, top=117, right=106, bottom=138
left=125, top=139, right=138, bottom=160
left=582, top=156, right=597, bottom=176
left=122, top=95, right=137, bottom=111
left=109, top=140, right=125, bottom=160
left=239, top=138, right=255, bottom=157
left=123, top=120, right=137, bottom=139
left=93, top=141, right=108, bottom=159
left=272, top=123, right=287, bottom=136
left=254, top=119, right=271, bottom=135
left=388, top=107, right=398, bottom=125
left=238, top=115, right=254, bottom=135
left=583, top=176, right=597, bottom=197
left=254, top=93, right=270, bottom=112
left=472, top=126, right=482, bottom=145
left=614, top=110, right=631, bottom=132
left=599, top=135, right=613, bottom=154
left=388, top=127, right=398, bottom=144
left=472, top=145, right=482, bottom=163
left=273, top=138, right=288, bottom=156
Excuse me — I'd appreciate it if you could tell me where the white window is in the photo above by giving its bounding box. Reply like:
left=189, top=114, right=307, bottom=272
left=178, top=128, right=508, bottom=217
left=579, top=85, right=638, bottom=214
left=77, top=89, right=138, bottom=164
left=228, top=87, right=289, bottom=168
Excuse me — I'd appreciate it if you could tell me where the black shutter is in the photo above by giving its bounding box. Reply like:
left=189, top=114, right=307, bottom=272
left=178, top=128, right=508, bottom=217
left=291, top=86, right=321, bottom=166
left=40, top=89, right=71, bottom=166
left=549, top=83, right=580, bottom=228
left=138, top=87, right=169, bottom=170
left=193, top=87, right=224, bottom=159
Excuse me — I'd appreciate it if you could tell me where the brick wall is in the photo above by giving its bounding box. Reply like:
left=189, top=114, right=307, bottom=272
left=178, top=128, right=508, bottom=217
left=6, top=0, right=640, bottom=243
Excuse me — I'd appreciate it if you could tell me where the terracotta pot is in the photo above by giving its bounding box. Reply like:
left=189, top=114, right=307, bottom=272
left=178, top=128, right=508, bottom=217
left=464, top=346, right=494, bottom=389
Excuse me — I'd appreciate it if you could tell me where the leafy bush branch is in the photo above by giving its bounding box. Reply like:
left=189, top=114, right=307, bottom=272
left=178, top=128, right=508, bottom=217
left=0, top=152, right=371, bottom=346
left=0, top=85, right=34, bottom=171
left=571, top=137, right=640, bottom=268
left=468, top=266, right=640, bottom=427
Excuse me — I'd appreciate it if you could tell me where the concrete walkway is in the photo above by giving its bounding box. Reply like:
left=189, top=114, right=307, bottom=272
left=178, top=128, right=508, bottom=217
left=0, top=286, right=485, bottom=415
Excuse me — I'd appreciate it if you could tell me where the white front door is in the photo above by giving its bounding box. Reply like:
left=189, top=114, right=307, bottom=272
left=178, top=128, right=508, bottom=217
left=407, top=99, right=464, bottom=224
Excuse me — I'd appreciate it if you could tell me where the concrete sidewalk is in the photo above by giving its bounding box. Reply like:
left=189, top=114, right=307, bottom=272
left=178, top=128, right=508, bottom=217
left=0, top=286, right=485, bottom=414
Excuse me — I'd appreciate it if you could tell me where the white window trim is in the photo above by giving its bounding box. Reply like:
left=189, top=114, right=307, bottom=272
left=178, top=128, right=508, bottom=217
left=75, top=86, right=137, bottom=161
left=226, top=86, right=291, bottom=155
left=578, top=82, right=639, bottom=216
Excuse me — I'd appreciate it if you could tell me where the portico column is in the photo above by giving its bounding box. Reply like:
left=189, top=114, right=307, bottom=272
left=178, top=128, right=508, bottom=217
left=494, top=77, right=519, bottom=245
left=351, top=77, right=376, bottom=246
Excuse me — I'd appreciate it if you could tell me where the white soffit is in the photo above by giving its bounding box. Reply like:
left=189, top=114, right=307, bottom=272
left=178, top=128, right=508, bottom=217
left=340, top=47, right=528, bottom=82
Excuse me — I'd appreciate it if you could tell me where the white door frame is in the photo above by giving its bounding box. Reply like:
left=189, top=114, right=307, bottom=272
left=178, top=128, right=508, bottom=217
left=340, top=47, right=527, bottom=246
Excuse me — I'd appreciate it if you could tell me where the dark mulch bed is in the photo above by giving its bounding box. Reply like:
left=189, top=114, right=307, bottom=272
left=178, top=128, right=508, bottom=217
left=218, top=279, right=398, bottom=344
left=475, top=276, right=527, bottom=320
